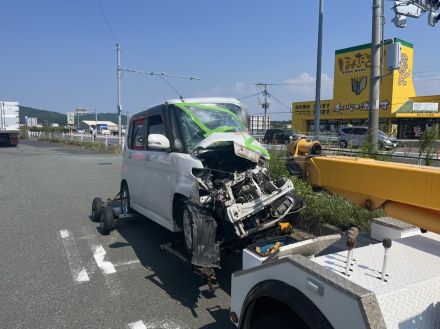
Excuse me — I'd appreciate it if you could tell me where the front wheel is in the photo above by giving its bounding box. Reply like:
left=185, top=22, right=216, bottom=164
left=251, top=314, right=294, bottom=329
left=339, top=140, right=348, bottom=148
left=182, top=203, right=194, bottom=256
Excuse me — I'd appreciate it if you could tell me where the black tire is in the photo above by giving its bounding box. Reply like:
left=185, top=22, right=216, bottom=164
left=91, top=197, right=103, bottom=222
left=339, top=140, right=348, bottom=148
left=251, top=314, right=294, bottom=329
left=100, top=206, right=115, bottom=235
left=120, top=183, right=131, bottom=215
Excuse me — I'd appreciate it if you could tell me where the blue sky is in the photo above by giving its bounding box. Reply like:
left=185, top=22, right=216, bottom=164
left=1, top=0, right=439, bottom=120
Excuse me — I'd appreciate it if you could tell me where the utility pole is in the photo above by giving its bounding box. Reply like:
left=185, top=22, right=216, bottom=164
left=262, top=84, right=269, bottom=131
left=255, top=83, right=271, bottom=131
left=116, top=43, right=122, bottom=144
left=314, top=0, right=324, bottom=139
left=368, top=0, right=383, bottom=153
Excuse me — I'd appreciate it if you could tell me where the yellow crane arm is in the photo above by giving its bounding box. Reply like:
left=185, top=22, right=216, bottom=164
left=286, top=140, right=440, bottom=234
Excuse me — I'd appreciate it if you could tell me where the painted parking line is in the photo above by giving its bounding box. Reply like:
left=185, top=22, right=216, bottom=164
left=93, top=244, right=116, bottom=274
left=127, top=320, right=184, bottom=329
left=59, top=229, right=90, bottom=283
left=79, top=225, right=125, bottom=296
left=127, top=321, right=147, bottom=329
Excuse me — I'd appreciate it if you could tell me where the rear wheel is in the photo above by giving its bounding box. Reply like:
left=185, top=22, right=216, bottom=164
left=100, top=206, right=115, bottom=235
left=339, top=140, right=348, bottom=148
left=120, top=183, right=131, bottom=214
left=91, top=197, right=103, bottom=222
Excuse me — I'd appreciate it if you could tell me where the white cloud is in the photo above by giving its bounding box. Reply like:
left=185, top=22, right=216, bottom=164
left=283, top=72, right=333, bottom=99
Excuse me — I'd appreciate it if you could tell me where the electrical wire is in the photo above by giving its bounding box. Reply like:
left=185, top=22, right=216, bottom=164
left=96, top=0, right=118, bottom=43
left=238, top=92, right=262, bottom=100
left=158, top=75, right=184, bottom=100
left=268, top=92, right=292, bottom=111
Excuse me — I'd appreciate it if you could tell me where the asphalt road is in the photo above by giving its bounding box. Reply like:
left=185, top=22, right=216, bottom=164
left=0, top=140, right=239, bottom=329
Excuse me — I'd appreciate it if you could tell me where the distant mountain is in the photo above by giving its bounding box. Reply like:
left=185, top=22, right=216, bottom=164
left=19, top=106, right=126, bottom=126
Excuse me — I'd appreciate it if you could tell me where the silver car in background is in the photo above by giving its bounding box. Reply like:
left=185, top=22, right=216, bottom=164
left=338, top=126, right=398, bottom=149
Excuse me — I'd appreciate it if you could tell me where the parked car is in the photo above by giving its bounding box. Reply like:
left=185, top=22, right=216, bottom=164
left=338, top=126, right=398, bottom=149
left=120, top=98, right=303, bottom=268
left=100, top=129, right=111, bottom=135
left=263, top=128, right=297, bottom=144
left=76, top=129, right=86, bottom=134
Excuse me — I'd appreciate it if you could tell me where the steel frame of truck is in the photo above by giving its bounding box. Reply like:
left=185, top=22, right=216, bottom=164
left=230, top=139, right=440, bottom=329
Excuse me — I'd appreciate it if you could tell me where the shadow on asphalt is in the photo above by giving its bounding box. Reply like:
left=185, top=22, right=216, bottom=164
left=112, top=215, right=240, bottom=329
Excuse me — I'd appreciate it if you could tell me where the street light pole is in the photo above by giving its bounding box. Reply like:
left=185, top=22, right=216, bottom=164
left=368, top=0, right=383, bottom=153
left=314, top=0, right=324, bottom=139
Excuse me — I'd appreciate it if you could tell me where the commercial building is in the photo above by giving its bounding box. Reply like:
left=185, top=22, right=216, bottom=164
left=292, top=38, right=440, bottom=139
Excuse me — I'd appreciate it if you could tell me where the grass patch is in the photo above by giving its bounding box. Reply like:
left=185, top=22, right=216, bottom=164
left=269, top=151, right=383, bottom=232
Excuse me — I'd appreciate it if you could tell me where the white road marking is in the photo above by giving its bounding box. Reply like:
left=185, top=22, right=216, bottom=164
left=60, top=229, right=69, bottom=239
left=93, top=244, right=116, bottom=274
left=59, top=229, right=90, bottom=283
left=76, top=268, right=90, bottom=282
left=79, top=226, right=124, bottom=296
left=127, top=321, right=147, bottom=329
left=127, top=320, right=183, bottom=329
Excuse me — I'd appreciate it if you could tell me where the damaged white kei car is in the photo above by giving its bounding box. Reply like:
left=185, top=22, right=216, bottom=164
left=119, top=97, right=304, bottom=268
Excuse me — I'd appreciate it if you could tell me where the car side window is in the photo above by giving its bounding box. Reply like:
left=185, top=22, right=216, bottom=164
left=343, top=128, right=353, bottom=134
left=130, top=118, right=146, bottom=150
left=353, top=128, right=367, bottom=135
left=147, top=115, right=167, bottom=151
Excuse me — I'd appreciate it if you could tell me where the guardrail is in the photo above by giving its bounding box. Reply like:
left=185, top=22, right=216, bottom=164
left=27, top=131, right=124, bottom=150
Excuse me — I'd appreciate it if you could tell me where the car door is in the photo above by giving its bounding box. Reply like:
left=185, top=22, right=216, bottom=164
left=142, top=107, right=180, bottom=229
left=351, top=128, right=365, bottom=147
left=122, top=117, right=147, bottom=207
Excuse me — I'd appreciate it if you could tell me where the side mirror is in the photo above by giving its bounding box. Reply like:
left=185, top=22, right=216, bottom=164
left=148, top=134, right=170, bottom=150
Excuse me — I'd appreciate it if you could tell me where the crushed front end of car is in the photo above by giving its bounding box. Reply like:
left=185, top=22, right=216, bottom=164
left=187, top=132, right=305, bottom=268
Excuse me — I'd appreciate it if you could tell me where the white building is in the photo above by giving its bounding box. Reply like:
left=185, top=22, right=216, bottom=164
left=81, top=120, right=118, bottom=134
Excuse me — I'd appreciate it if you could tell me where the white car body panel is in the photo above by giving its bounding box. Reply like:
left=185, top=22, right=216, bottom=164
left=122, top=145, right=203, bottom=232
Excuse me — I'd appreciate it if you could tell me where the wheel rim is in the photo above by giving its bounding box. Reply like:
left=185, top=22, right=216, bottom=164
left=121, top=188, right=129, bottom=214
left=100, top=215, right=104, bottom=231
left=183, top=208, right=193, bottom=251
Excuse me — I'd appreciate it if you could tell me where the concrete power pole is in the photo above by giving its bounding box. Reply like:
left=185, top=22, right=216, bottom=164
left=314, top=0, right=324, bottom=139
left=256, top=83, right=270, bottom=131
left=368, top=0, right=383, bottom=153
left=262, top=85, right=269, bottom=131
left=116, top=43, right=122, bottom=144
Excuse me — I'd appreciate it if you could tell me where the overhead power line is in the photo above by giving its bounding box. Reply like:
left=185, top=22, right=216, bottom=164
left=96, top=0, right=118, bottom=43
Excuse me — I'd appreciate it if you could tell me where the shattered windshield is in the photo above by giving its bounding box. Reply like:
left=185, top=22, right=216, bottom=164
left=175, top=103, right=247, bottom=151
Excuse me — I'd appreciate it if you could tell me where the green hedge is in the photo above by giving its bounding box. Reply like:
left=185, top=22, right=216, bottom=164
left=269, top=151, right=383, bottom=232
